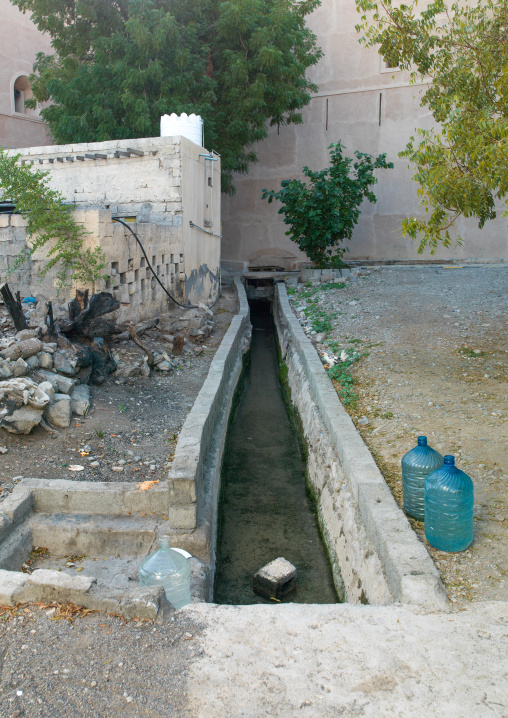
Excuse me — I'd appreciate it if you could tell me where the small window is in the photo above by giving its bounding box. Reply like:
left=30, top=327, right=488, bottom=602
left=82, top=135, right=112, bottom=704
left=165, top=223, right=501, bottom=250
left=380, top=58, right=401, bottom=74
left=13, top=75, right=32, bottom=114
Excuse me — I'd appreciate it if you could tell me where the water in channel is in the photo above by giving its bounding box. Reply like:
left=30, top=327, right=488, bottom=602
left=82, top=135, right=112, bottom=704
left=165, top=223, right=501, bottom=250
left=215, top=300, right=339, bottom=605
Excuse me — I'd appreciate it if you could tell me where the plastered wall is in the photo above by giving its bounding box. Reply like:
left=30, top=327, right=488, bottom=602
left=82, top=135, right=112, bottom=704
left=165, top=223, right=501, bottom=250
left=222, top=0, right=508, bottom=268
left=0, top=0, right=52, bottom=149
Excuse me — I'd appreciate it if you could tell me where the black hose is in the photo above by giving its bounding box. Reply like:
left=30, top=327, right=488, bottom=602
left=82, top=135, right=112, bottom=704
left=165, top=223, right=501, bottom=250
left=112, top=217, right=220, bottom=310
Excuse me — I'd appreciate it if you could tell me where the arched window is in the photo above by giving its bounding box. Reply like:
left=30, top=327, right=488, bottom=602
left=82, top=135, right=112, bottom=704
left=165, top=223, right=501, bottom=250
left=12, top=75, right=32, bottom=114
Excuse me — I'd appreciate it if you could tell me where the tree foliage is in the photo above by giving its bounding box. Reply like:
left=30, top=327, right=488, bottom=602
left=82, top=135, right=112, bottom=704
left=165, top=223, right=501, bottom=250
left=13, top=0, right=322, bottom=194
left=355, top=0, right=508, bottom=252
left=0, top=149, right=106, bottom=290
left=262, top=142, right=393, bottom=266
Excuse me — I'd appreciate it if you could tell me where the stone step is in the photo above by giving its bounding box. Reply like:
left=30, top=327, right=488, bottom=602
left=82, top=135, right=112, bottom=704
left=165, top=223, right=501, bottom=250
left=29, top=513, right=169, bottom=558
left=28, top=513, right=208, bottom=561
left=21, top=478, right=170, bottom=515
left=0, top=522, right=32, bottom=571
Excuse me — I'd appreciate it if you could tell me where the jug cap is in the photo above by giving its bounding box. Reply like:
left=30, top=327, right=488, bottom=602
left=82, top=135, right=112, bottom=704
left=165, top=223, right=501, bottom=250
left=443, top=455, right=455, bottom=466
left=417, top=436, right=428, bottom=446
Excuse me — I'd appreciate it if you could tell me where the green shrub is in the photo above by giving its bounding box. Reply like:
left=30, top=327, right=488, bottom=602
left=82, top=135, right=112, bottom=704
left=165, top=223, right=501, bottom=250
left=262, top=142, right=393, bottom=267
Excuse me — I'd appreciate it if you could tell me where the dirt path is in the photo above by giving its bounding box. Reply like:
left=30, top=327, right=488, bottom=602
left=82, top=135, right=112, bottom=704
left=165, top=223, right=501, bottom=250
left=290, top=264, right=508, bottom=605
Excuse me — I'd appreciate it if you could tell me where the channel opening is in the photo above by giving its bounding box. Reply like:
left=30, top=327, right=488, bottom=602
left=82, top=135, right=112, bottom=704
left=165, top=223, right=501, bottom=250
left=214, top=298, right=339, bottom=605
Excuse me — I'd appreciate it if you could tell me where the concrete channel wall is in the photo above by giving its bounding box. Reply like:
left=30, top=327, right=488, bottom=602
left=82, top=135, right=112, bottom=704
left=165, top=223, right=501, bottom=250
left=273, top=283, right=448, bottom=608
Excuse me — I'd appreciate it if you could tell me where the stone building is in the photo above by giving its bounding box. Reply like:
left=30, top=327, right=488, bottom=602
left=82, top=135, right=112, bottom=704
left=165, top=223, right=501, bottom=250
left=1, top=137, right=221, bottom=319
left=0, top=0, right=52, bottom=148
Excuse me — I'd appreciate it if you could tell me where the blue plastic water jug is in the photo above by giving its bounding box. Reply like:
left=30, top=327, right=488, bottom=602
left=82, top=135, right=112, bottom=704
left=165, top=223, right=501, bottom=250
left=424, top=455, right=474, bottom=552
left=401, top=436, right=443, bottom=521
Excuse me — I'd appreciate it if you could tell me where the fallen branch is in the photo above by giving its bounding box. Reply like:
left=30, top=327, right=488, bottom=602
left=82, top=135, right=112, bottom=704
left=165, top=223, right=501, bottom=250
left=126, top=322, right=155, bottom=367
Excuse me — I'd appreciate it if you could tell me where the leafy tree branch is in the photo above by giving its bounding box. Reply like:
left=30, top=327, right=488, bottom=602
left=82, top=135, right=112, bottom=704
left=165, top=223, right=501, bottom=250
left=355, top=0, right=508, bottom=251
left=0, top=149, right=106, bottom=291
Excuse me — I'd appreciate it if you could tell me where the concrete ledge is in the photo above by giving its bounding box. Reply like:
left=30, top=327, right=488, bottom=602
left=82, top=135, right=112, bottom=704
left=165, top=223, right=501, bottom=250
left=17, top=478, right=169, bottom=515
left=0, top=566, right=170, bottom=619
left=274, top=283, right=447, bottom=609
left=168, top=276, right=251, bottom=530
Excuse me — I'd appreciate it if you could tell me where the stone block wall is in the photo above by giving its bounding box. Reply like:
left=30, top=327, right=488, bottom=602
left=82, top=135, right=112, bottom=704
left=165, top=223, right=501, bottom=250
left=0, top=213, right=32, bottom=296
left=273, top=283, right=448, bottom=608
left=0, top=208, right=185, bottom=322
left=9, top=136, right=185, bottom=223
left=1, top=135, right=221, bottom=318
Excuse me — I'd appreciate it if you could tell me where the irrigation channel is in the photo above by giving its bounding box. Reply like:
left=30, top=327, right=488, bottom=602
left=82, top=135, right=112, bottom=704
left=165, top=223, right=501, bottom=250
left=215, top=299, right=339, bottom=605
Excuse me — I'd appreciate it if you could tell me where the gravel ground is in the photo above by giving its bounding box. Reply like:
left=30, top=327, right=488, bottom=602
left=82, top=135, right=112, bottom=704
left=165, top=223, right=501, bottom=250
left=0, top=287, right=237, bottom=497
left=0, top=603, right=205, bottom=718
left=289, top=264, right=508, bottom=605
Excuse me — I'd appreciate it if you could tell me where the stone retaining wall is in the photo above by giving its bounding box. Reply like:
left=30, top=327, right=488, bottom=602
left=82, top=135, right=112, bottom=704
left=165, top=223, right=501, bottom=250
left=168, top=277, right=250, bottom=534
left=274, top=282, right=448, bottom=608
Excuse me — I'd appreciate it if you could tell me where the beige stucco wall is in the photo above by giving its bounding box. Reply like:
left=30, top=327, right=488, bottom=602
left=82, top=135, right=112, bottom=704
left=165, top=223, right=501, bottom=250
left=181, top=138, right=221, bottom=305
left=222, top=0, right=508, bottom=268
left=0, top=0, right=52, bottom=148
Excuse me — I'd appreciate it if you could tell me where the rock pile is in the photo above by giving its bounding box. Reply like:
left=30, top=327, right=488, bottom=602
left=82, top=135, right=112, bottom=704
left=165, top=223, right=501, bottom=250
left=156, top=304, right=215, bottom=342
left=0, top=375, right=90, bottom=433
left=0, top=329, right=92, bottom=433
left=0, top=294, right=216, bottom=432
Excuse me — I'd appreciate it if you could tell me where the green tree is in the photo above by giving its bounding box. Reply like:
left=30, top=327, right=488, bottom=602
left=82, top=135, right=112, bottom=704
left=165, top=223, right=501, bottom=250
left=355, top=0, right=508, bottom=252
left=12, top=0, right=322, bottom=194
left=0, top=149, right=106, bottom=290
left=262, top=142, right=393, bottom=266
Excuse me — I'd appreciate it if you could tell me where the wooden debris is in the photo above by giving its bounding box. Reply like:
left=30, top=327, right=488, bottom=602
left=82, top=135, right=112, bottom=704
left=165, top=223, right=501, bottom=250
left=58, top=291, right=120, bottom=341
left=173, top=335, right=184, bottom=356
left=0, top=282, right=28, bottom=331
left=126, top=322, right=155, bottom=367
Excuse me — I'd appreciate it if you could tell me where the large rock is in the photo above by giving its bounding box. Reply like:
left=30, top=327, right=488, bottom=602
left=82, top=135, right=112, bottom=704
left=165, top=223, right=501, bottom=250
left=11, top=358, right=29, bottom=377
left=16, top=329, right=40, bottom=341
left=38, top=381, right=55, bottom=402
left=71, top=384, right=91, bottom=417
left=45, top=397, right=71, bottom=428
left=0, top=344, right=22, bottom=361
left=25, top=355, right=41, bottom=371
left=0, top=361, right=13, bottom=379
left=53, top=352, right=76, bottom=376
left=38, top=352, right=53, bottom=370
left=19, top=338, right=43, bottom=359
left=28, top=294, right=49, bottom=327
left=1, top=407, right=44, bottom=434
left=37, top=370, right=77, bottom=395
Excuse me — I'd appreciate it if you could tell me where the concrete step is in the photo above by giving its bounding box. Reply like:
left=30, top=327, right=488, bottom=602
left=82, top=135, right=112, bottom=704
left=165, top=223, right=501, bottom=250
left=29, top=513, right=169, bottom=558
left=21, top=478, right=170, bottom=515
left=0, top=522, right=33, bottom=571
left=28, top=513, right=209, bottom=561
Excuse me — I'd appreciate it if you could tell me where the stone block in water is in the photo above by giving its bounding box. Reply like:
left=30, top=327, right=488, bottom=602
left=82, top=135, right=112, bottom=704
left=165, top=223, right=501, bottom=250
left=253, top=557, right=297, bottom=600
